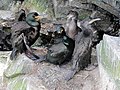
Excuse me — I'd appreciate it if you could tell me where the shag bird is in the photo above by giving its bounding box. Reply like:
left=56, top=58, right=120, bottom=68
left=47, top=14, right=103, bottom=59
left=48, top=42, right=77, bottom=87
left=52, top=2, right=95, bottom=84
left=46, top=27, right=75, bottom=65
left=10, top=12, right=41, bottom=60
left=65, top=17, right=101, bottom=81
left=66, top=10, right=82, bottom=40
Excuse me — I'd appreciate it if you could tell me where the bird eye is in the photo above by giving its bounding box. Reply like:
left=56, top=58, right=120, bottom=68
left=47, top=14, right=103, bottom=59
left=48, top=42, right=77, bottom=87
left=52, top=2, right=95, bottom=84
left=34, top=12, right=38, bottom=16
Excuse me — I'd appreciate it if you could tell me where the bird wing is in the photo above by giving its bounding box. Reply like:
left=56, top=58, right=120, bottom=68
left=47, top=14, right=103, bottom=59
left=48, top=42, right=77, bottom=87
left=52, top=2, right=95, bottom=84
left=11, top=21, right=31, bottom=33
left=11, top=21, right=31, bottom=47
left=11, top=21, right=31, bottom=40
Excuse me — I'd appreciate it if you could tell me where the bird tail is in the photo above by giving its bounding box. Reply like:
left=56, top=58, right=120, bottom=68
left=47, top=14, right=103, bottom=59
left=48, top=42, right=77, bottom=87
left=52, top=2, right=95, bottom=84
left=10, top=48, right=18, bottom=60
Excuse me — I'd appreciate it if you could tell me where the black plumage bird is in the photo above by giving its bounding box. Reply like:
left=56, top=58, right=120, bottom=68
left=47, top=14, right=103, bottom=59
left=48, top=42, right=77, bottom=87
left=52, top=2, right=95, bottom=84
left=10, top=12, right=41, bottom=60
left=46, top=27, right=75, bottom=65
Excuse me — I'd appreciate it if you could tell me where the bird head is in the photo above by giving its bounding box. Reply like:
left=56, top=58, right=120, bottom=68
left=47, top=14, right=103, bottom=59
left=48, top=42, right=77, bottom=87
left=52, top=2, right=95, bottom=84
left=54, top=27, right=66, bottom=38
left=67, top=10, right=78, bottom=20
left=26, top=12, right=42, bottom=27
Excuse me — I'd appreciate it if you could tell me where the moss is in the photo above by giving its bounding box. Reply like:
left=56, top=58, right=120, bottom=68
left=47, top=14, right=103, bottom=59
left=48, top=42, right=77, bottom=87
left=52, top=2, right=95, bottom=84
left=24, top=0, right=48, bottom=13
left=22, top=0, right=56, bottom=19
left=4, top=59, right=26, bottom=78
left=7, top=76, right=27, bottom=90
left=78, top=10, right=92, bottom=20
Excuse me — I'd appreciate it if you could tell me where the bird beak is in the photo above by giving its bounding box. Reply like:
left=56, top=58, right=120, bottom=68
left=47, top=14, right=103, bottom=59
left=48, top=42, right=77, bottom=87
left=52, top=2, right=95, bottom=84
left=58, top=29, right=63, bottom=34
left=61, top=29, right=64, bottom=33
left=35, top=16, right=42, bottom=21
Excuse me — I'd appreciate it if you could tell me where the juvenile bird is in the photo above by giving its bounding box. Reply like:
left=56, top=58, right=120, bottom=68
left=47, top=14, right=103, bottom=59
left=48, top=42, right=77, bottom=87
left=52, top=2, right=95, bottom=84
left=46, top=27, right=75, bottom=65
left=66, top=10, right=82, bottom=40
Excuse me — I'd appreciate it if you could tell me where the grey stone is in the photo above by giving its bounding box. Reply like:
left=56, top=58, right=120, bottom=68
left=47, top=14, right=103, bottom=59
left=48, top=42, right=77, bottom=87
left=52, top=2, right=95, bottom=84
left=97, top=34, right=120, bottom=90
left=0, top=10, right=15, bottom=20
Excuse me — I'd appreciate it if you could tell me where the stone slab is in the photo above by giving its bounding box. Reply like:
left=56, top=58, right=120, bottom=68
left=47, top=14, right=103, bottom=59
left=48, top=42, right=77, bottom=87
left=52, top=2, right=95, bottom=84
left=0, top=10, right=15, bottom=20
left=97, top=34, right=120, bottom=90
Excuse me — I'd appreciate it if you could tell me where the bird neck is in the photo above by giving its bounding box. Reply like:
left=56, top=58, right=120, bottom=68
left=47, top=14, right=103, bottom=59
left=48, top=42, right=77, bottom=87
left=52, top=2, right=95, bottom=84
left=26, top=20, right=39, bottom=27
left=63, top=35, right=75, bottom=49
left=72, top=18, right=77, bottom=23
left=63, top=36, right=68, bottom=46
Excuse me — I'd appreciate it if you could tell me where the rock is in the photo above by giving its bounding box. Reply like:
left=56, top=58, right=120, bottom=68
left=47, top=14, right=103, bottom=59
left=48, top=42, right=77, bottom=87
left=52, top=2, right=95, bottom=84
left=97, top=34, right=120, bottom=90
left=0, top=47, right=100, bottom=90
left=1, top=51, right=48, bottom=90
left=4, top=54, right=35, bottom=78
left=0, top=51, right=11, bottom=90
left=3, top=51, right=66, bottom=90
left=0, top=0, right=11, bottom=10
left=4, top=53, right=36, bottom=89
left=0, top=10, right=15, bottom=20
